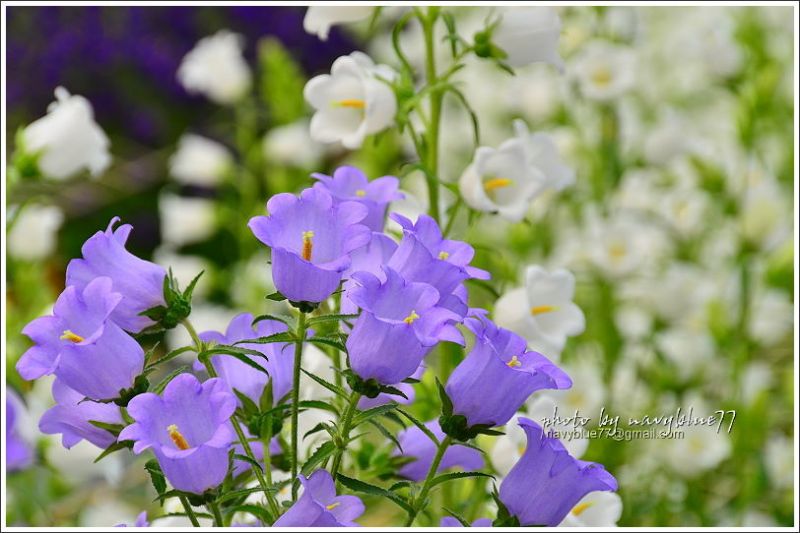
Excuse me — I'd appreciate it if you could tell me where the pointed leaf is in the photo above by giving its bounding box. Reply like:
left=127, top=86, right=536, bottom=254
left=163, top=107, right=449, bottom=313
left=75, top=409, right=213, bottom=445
left=301, top=440, right=336, bottom=476
left=336, top=473, right=414, bottom=514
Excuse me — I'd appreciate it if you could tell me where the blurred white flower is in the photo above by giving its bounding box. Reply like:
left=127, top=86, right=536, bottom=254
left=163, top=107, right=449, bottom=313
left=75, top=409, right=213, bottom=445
left=527, top=395, right=588, bottom=458
left=739, top=171, right=789, bottom=250
left=459, top=138, right=547, bottom=221
left=642, top=112, right=692, bottom=165
left=493, top=7, right=564, bottom=69
left=543, top=358, right=606, bottom=420
left=80, top=499, right=138, bottom=527
left=159, top=194, right=216, bottom=246
left=739, top=361, right=773, bottom=405
left=614, top=305, right=653, bottom=341
left=513, top=120, right=575, bottom=191
left=22, top=87, right=110, bottom=180
left=489, top=417, right=526, bottom=478
left=655, top=327, right=715, bottom=381
left=764, top=433, right=794, bottom=490
left=153, top=247, right=212, bottom=299
left=45, top=438, right=124, bottom=486
left=584, top=211, right=666, bottom=277
left=169, top=134, right=232, bottom=186
left=664, top=424, right=731, bottom=477
left=304, top=51, right=397, bottom=149
left=177, top=30, right=251, bottom=105
left=303, top=6, right=373, bottom=40
left=494, top=265, right=585, bottom=357
left=7, top=204, right=64, bottom=260
left=748, top=289, right=793, bottom=346
left=570, top=40, right=636, bottom=101
left=559, top=491, right=623, bottom=527
left=262, top=119, right=325, bottom=167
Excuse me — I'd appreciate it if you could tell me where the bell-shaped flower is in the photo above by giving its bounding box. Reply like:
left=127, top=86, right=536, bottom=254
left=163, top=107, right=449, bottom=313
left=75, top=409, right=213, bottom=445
left=66, top=217, right=167, bottom=333
left=494, top=265, right=585, bottom=357
left=304, top=51, right=397, bottom=149
left=39, top=378, right=123, bottom=449
left=177, top=30, right=251, bottom=105
left=394, top=419, right=484, bottom=481
left=492, top=7, right=564, bottom=69
left=6, top=390, right=33, bottom=472
left=198, top=313, right=292, bottom=405
left=347, top=268, right=462, bottom=385
left=169, top=133, right=232, bottom=187
left=303, top=6, right=374, bottom=40
left=390, top=213, right=490, bottom=280
left=512, top=119, right=575, bottom=191
left=21, top=86, right=111, bottom=180
left=570, top=40, right=636, bottom=101
left=341, top=231, right=398, bottom=315
left=118, top=374, right=236, bottom=494
left=459, top=138, right=549, bottom=222
left=499, top=417, right=617, bottom=526
left=313, top=166, right=403, bottom=231
left=249, top=188, right=370, bottom=303
left=17, top=277, right=145, bottom=400
left=274, top=469, right=365, bottom=527
left=445, top=313, right=571, bottom=428
left=558, top=491, right=623, bottom=527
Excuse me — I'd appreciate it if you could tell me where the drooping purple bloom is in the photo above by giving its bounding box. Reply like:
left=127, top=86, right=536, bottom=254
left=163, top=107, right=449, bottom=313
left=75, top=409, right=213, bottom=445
left=39, top=378, right=123, bottom=449
left=390, top=213, right=490, bottom=280
left=6, top=390, right=33, bottom=472
left=273, top=469, right=365, bottom=527
left=440, top=517, right=492, bottom=527
left=249, top=187, right=370, bottom=303
left=313, top=166, right=403, bottom=231
left=499, top=417, right=618, bottom=526
left=118, top=374, right=236, bottom=494
left=356, top=364, right=424, bottom=410
left=17, top=277, right=145, bottom=400
left=66, top=217, right=167, bottom=333
left=445, top=313, right=571, bottom=428
left=346, top=268, right=462, bottom=385
left=198, top=313, right=292, bottom=405
left=341, top=231, right=398, bottom=316
left=115, top=511, right=150, bottom=527
left=394, top=420, right=484, bottom=482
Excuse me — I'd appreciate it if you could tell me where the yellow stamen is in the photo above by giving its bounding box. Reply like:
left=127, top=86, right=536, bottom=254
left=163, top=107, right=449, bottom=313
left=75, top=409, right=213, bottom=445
left=60, top=330, right=84, bottom=343
left=403, top=310, right=420, bottom=324
left=326, top=502, right=341, bottom=511
left=572, top=501, right=594, bottom=516
left=608, top=243, right=626, bottom=260
left=483, top=177, right=514, bottom=193
left=438, top=251, right=450, bottom=260
left=302, top=230, right=315, bottom=261
left=355, top=189, right=366, bottom=197
left=507, top=355, right=522, bottom=368
left=167, top=424, right=191, bottom=450
left=335, top=98, right=365, bottom=109
left=517, top=445, right=526, bottom=456
left=530, top=305, right=558, bottom=316
left=591, top=67, right=612, bottom=87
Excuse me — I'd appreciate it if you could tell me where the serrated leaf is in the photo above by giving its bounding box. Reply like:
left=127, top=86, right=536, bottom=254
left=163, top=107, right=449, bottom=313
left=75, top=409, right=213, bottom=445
left=352, top=403, right=397, bottom=427
left=396, top=408, right=439, bottom=446
left=94, top=440, right=133, bottom=463
left=303, top=422, right=333, bottom=440
left=252, top=313, right=293, bottom=327
left=367, top=418, right=403, bottom=452
left=216, top=485, right=278, bottom=505
left=379, top=385, right=408, bottom=400
left=145, top=346, right=193, bottom=371
left=388, top=480, right=414, bottom=492
left=297, top=399, right=340, bottom=416
left=144, top=459, right=167, bottom=503
left=235, top=332, right=296, bottom=345
left=301, top=440, right=336, bottom=476
left=435, top=377, right=453, bottom=417
left=198, top=349, right=270, bottom=376
left=307, top=336, right=347, bottom=352
left=301, top=368, right=349, bottom=399
left=265, top=291, right=286, bottom=302
left=226, top=504, right=272, bottom=524
left=442, top=507, right=472, bottom=527
left=306, top=313, right=359, bottom=327
left=336, top=473, right=414, bottom=514
left=430, top=471, right=494, bottom=489
left=87, top=420, right=124, bottom=434
left=233, top=453, right=264, bottom=473
left=233, top=389, right=260, bottom=418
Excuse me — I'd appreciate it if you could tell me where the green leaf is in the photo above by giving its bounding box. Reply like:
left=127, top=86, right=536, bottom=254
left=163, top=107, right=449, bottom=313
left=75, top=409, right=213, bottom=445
left=367, top=419, right=403, bottom=452
left=442, top=507, right=471, bottom=527
left=182, top=270, right=204, bottom=301
left=388, top=480, right=414, bottom=492
left=303, top=422, right=335, bottom=440
left=252, top=313, right=293, bottom=328
left=216, top=485, right=279, bottom=505
left=465, top=278, right=500, bottom=299
left=435, top=377, right=453, bottom=417
left=301, top=441, right=336, bottom=476
left=233, top=389, right=260, bottom=418
left=306, top=313, right=359, bottom=327
left=336, top=473, right=414, bottom=514
left=447, top=86, right=481, bottom=147
left=265, top=291, right=287, bottom=302
left=233, top=453, right=264, bottom=473
left=430, top=471, right=494, bottom=489
left=87, top=420, right=124, bottom=434
left=145, top=346, right=193, bottom=371
left=396, top=408, right=440, bottom=446
left=226, top=504, right=272, bottom=525
left=307, top=336, right=347, bottom=353
left=352, top=403, right=398, bottom=427
left=94, top=440, right=133, bottom=463
left=301, top=368, right=349, bottom=399
left=144, top=459, right=167, bottom=504
left=198, top=348, right=270, bottom=376
left=297, top=399, right=340, bottom=416
left=235, top=332, right=296, bottom=345
left=152, top=365, right=191, bottom=394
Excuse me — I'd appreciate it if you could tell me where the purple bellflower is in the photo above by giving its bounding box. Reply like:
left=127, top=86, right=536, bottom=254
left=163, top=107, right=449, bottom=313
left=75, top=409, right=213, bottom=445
left=198, top=313, right=292, bottom=405
left=119, top=374, right=236, bottom=494
left=39, top=378, right=123, bottom=449
left=341, top=231, right=398, bottom=316
left=346, top=268, right=462, bottom=385
left=273, top=469, right=365, bottom=527
left=6, top=390, right=33, bottom=472
left=248, top=187, right=371, bottom=303
left=394, top=420, right=484, bottom=482
left=313, top=166, right=403, bottom=231
left=440, top=517, right=493, bottom=527
left=17, top=277, right=145, bottom=400
left=499, top=417, right=618, bottom=526
left=445, top=313, right=571, bottom=428
left=65, top=217, right=167, bottom=333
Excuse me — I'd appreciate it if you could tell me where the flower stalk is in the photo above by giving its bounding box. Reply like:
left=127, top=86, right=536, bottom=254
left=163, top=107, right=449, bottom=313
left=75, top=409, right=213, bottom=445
left=330, top=391, right=362, bottom=481
left=290, top=310, right=308, bottom=500
left=405, top=435, right=452, bottom=526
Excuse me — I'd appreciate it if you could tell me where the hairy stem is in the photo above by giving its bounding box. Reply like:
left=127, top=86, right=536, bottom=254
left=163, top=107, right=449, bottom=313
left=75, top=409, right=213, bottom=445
left=405, top=435, right=452, bottom=526
left=421, top=7, right=443, bottom=224
left=330, top=391, right=362, bottom=481
left=290, top=311, right=308, bottom=500
left=208, top=500, right=224, bottom=527
left=179, top=496, right=201, bottom=527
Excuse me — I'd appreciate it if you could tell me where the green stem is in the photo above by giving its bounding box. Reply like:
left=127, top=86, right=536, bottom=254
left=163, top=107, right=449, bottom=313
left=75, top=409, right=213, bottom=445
left=208, top=500, right=224, bottom=527
left=179, top=496, right=201, bottom=527
left=421, top=7, right=443, bottom=224
left=330, top=391, right=362, bottom=481
left=188, top=319, right=280, bottom=521
left=290, top=311, right=308, bottom=500
left=181, top=318, right=203, bottom=352
left=405, top=435, right=452, bottom=526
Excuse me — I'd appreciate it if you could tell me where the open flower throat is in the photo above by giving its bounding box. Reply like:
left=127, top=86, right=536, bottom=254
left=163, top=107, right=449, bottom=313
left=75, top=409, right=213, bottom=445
left=167, top=424, right=191, bottom=450
left=302, top=230, right=315, bottom=261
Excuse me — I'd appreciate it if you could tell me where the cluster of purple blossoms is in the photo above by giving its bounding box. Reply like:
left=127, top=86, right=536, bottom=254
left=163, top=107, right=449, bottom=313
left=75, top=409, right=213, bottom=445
left=12, top=164, right=618, bottom=527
